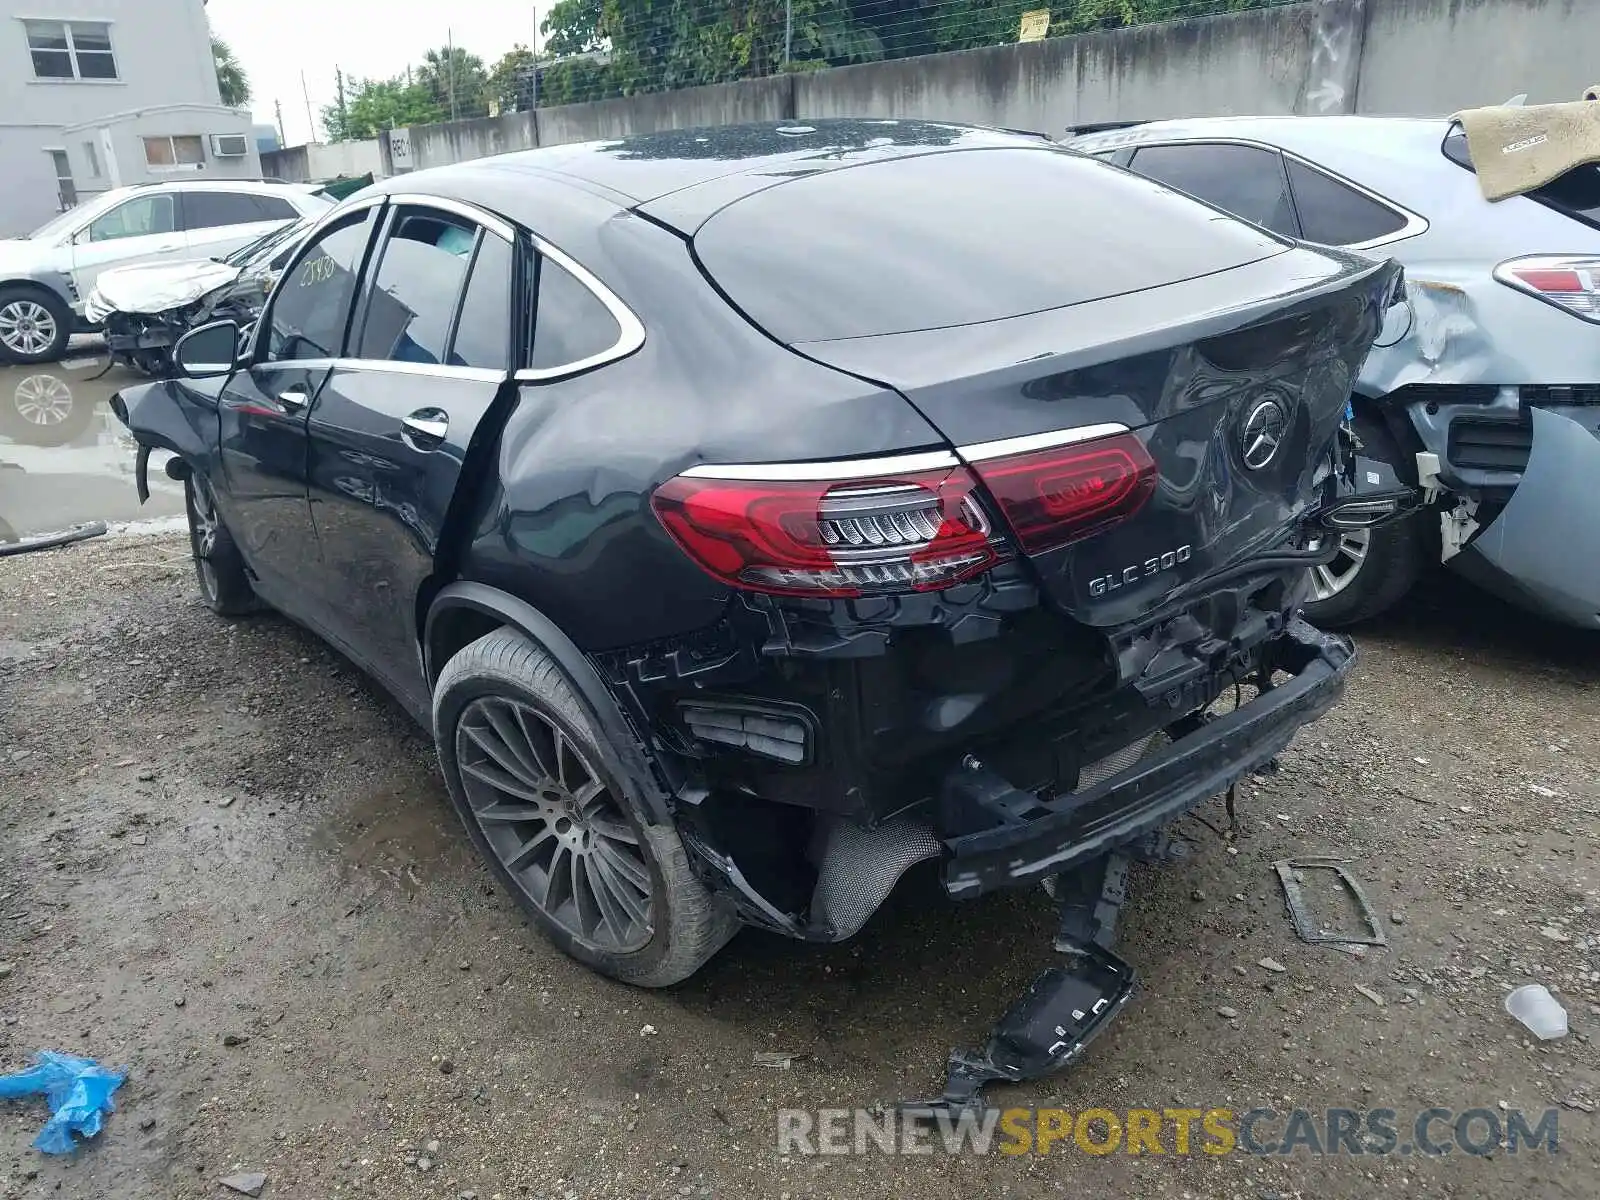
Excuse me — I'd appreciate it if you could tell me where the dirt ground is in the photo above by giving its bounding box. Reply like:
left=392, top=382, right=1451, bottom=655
left=1, top=532, right=1597, bottom=1199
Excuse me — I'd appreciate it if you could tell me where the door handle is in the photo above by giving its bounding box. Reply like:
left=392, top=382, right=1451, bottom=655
left=155, top=240, right=183, bottom=252
left=402, top=409, right=448, bottom=448
left=277, top=386, right=309, bottom=413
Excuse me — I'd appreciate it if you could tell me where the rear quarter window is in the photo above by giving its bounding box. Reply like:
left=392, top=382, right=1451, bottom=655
left=692, top=147, right=1287, bottom=343
left=1283, top=159, right=1409, bottom=245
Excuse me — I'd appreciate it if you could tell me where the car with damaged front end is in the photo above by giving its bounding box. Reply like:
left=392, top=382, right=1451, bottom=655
left=86, top=216, right=314, bottom=378
left=112, top=121, right=1404, bottom=1100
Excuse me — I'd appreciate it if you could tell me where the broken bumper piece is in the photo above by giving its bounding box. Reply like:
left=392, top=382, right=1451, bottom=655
left=942, top=619, right=1354, bottom=899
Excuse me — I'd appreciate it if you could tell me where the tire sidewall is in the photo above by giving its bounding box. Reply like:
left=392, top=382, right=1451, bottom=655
left=433, top=663, right=680, bottom=983
left=184, top=477, right=221, bottom=608
left=0, top=287, right=71, bottom=366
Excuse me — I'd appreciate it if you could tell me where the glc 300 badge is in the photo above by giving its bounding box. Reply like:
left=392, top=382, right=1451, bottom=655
left=1089, top=545, right=1192, bottom=597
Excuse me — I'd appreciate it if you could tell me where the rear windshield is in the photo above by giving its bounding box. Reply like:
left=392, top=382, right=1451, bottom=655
left=692, top=147, right=1287, bottom=342
left=1443, top=125, right=1600, bottom=229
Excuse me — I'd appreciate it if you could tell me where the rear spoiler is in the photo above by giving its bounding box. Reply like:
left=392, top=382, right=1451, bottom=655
left=1062, top=120, right=1147, bottom=140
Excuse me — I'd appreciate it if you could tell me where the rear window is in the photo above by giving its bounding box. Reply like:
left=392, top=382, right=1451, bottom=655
left=1443, top=126, right=1600, bottom=229
left=692, top=147, right=1287, bottom=343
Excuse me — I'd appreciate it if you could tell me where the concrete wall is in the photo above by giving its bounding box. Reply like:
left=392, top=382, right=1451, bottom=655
left=381, top=0, right=1600, bottom=176
left=0, top=0, right=221, bottom=234
left=1357, top=0, right=1598, bottom=113
left=534, top=76, right=793, bottom=149
left=263, top=139, right=384, bottom=183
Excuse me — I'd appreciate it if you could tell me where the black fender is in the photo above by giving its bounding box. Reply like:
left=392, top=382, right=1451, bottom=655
left=110, top=380, right=216, bottom=503
left=425, top=581, right=673, bottom=825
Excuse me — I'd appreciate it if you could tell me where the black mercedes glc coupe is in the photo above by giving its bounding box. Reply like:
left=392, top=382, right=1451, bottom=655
left=117, top=121, right=1403, bottom=1003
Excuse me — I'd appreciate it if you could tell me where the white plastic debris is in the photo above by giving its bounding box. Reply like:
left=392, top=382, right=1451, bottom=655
left=1504, top=984, right=1568, bottom=1040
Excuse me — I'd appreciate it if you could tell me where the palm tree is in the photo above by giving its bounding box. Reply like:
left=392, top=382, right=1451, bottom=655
left=213, top=37, right=251, bottom=108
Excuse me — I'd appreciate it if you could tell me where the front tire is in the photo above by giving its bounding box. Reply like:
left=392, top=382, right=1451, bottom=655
left=1303, top=414, right=1430, bottom=627
left=0, top=286, right=72, bottom=365
left=433, top=628, right=739, bottom=987
left=185, top=475, right=258, bottom=616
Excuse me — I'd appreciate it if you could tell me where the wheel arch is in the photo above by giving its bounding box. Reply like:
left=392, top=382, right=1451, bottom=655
left=424, top=582, right=673, bottom=824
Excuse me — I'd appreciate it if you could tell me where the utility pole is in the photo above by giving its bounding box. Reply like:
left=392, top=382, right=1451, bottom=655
left=530, top=5, right=539, bottom=111
left=300, top=71, right=316, bottom=144
left=784, top=0, right=792, bottom=67
left=447, top=28, right=458, bottom=121
left=274, top=98, right=285, bottom=148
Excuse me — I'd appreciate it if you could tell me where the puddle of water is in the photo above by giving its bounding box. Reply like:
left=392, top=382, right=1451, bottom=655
left=0, top=350, right=184, bottom=542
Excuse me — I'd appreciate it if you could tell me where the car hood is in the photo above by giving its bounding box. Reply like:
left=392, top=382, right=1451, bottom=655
left=92, top=258, right=241, bottom=315
left=0, top=238, right=57, bottom=274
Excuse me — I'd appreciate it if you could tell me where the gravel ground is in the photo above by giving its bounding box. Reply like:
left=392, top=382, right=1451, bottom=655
left=1, top=533, right=1597, bottom=1199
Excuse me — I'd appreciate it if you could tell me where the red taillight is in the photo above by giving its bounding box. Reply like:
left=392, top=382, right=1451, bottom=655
left=651, top=464, right=1001, bottom=598
left=967, top=432, right=1157, bottom=555
left=653, top=431, right=1158, bottom=597
left=1495, top=256, right=1600, bottom=322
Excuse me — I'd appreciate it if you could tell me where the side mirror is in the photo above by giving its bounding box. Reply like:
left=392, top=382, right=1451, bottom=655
left=173, top=320, right=243, bottom=379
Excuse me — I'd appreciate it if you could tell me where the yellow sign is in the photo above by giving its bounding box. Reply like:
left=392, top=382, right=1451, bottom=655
left=1019, top=9, right=1051, bottom=41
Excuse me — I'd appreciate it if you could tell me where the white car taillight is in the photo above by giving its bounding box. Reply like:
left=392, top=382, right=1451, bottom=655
left=1494, top=255, right=1600, bottom=322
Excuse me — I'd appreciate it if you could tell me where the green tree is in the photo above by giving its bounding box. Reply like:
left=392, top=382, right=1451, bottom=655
left=212, top=37, right=251, bottom=107
left=321, top=76, right=443, bottom=141
left=540, top=57, right=619, bottom=105
left=488, top=45, right=539, bottom=112
left=541, top=0, right=606, bottom=57
left=417, top=46, right=490, bottom=120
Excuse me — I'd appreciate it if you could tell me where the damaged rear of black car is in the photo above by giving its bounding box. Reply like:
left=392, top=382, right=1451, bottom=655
left=114, top=122, right=1401, bottom=1097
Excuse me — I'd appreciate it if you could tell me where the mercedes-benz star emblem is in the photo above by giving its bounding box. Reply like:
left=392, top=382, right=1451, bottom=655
left=1241, top=398, right=1289, bottom=471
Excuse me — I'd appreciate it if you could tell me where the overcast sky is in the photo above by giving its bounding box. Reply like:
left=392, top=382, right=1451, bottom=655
left=207, top=0, right=543, bottom=147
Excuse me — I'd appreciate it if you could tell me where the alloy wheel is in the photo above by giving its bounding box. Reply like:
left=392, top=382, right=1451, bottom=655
left=1310, top=530, right=1370, bottom=601
left=189, top=482, right=221, bottom=599
left=13, top=374, right=73, bottom=426
left=455, top=696, right=654, bottom=953
left=0, top=301, right=58, bottom=358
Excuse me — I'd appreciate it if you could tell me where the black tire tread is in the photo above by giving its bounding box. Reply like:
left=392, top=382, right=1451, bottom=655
left=186, top=476, right=259, bottom=617
left=434, top=628, right=738, bottom=988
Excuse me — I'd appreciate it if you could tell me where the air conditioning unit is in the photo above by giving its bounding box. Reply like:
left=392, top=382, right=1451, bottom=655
left=210, top=133, right=249, bottom=158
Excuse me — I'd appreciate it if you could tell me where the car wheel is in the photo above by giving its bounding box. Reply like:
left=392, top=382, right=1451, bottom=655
left=433, top=628, right=739, bottom=987
left=0, top=286, right=72, bottom=365
left=185, top=475, right=258, bottom=616
left=1302, top=414, right=1430, bottom=627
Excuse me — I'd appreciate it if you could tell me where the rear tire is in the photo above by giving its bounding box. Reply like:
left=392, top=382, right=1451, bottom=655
left=433, top=628, right=739, bottom=987
left=185, top=475, right=258, bottom=616
left=1303, top=413, right=1429, bottom=627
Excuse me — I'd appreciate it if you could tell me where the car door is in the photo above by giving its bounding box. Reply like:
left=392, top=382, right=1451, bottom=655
left=68, top=191, right=185, bottom=297
left=181, top=190, right=296, bottom=259
left=303, top=198, right=517, bottom=704
left=214, top=199, right=383, bottom=609
left=1125, top=142, right=1302, bottom=239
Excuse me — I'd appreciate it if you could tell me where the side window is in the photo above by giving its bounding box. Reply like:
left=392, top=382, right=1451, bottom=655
left=184, top=191, right=272, bottom=231
left=254, top=195, right=299, bottom=221
left=87, top=194, right=176, bottom=242
left=267, top=210, right=376, bottom=361
left=356, top=208, right=477, bottom=365
left=531, top=257, right=622, bottom=370
left=1130, top=144, right=1299, bottom=238
left=1284, top=159, right=1409, bottom=245
left=449, top=235, right=514, bottom=370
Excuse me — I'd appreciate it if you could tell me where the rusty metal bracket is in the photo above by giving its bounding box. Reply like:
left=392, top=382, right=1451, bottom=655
left=1274, top=856, right=1388, bottom=947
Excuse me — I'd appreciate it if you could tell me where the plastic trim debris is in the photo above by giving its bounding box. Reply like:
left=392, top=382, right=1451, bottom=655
left=0, top=521, right=107, bottom=559
left=0, top=1051, right=127, bottom=1154
left=1274, top=857, right=1388, bottom=947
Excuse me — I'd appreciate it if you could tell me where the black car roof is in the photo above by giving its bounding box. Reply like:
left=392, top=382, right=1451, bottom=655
left=374, top=119, right=1062, bottom=235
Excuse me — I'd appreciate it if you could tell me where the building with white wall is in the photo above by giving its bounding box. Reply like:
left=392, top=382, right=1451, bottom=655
left=0, top=0, right=261, bottom=235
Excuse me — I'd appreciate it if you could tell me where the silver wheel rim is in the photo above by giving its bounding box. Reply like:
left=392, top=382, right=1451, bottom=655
left=0, top=301, right=58, bottom=357
left=455, top=697, right=654, bottom=953
left=189, top=482, right=221, bottom=598
left=1310, top=530, right=1371, bottom=601
left=13, top=374, right=73, bottom=425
